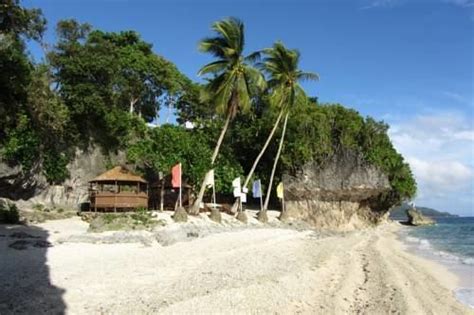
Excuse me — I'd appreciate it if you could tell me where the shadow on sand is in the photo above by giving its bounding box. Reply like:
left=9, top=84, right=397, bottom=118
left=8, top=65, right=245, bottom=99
left=0, top=224, right=66, bottom=314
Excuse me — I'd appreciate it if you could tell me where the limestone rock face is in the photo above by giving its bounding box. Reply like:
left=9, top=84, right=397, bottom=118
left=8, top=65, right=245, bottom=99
left=283, top=150, right=391, bottom=230
left=0, top=147, right=126, bottom=210
left=0, top=161, right=47, bottom=200
left=406, top=207, right=435, bottom=226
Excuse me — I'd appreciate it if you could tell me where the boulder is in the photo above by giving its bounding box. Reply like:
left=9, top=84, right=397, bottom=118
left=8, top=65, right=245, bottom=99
left=283, top=150, right=391, bottom=230
left=406, top=207, right=435, bottom=226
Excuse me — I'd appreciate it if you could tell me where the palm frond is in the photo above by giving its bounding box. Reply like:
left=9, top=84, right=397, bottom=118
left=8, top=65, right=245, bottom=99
left=244, top=51, right=261, bottom=64
left=297, top=71, right=319, bottom=81
left=198, top=60, right=228, bottom=76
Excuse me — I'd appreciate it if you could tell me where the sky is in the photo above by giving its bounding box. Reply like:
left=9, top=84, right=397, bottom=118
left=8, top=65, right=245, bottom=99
left=24, top=0, right=473, bottom=216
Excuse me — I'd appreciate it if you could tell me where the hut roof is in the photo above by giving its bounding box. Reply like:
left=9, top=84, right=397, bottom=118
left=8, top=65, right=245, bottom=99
left=90, top=166, right=147, bottom=183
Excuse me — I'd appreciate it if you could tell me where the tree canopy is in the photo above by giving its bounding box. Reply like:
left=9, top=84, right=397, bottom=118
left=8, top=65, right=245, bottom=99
left=0, top=1, right=416, bottom=208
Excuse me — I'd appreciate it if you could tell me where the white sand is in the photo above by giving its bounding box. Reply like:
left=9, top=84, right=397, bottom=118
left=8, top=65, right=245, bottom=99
left=0, top=214, right=470, bottom=314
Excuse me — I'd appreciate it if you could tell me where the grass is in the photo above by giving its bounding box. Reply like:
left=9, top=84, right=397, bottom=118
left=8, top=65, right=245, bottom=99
left=87, top=210, right=165, bottom=233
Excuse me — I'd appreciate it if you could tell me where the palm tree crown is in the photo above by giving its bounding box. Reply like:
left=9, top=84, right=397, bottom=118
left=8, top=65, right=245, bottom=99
left=198, top=17, right=265, bottom=119
left=260, top=41, right=318, bottom=112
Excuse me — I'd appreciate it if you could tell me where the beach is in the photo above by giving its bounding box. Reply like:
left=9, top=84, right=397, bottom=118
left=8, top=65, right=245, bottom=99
left=0, top=214, right=471, bottom=314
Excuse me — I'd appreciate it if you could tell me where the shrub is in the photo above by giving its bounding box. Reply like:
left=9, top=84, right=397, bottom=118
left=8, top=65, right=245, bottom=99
left=0, top=203, right=20, bottom=224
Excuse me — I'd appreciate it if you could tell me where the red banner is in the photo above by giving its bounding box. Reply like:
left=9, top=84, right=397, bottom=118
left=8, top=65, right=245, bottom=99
left=171, top=163, right=181, bottom=188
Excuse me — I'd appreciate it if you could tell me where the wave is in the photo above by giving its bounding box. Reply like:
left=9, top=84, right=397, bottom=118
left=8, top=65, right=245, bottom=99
left=455, top=288, right=474, bottom=309
left=404, top=236, right=474, bottom=265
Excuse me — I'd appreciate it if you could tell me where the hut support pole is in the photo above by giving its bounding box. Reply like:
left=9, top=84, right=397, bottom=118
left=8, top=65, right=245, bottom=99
left=114, top=180, right=117, bottom=213
left=160, top=178, right=164, bottom=212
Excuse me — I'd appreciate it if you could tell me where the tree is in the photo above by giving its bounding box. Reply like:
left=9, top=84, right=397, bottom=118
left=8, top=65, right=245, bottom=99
left=189, top=17, right=265, bottom=215
left=48, top=20, right=190, bottom=148
left=0, top=0, right=46, bottom=139
left=259, top=42, right=318, bottom=220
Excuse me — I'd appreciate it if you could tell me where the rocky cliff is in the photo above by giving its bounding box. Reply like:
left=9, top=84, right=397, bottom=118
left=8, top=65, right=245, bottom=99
left=406, top=207, right=435, bottom=226
left=0, top=147, right=126, bottom=210
left=283, top=150, right=392, bottom=230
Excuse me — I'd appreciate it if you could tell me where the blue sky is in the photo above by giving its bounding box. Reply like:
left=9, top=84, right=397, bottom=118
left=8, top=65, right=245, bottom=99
left=24, top=0, right=473, bottom=215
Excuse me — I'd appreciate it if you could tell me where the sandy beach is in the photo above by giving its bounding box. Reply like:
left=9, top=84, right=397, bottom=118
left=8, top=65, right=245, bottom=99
left=0, top=213, right=471, bottom=314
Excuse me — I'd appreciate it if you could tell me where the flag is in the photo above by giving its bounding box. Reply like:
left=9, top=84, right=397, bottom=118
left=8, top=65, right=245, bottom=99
left=203, top=169, right=215, bottom=188
left=232, top=177, right=241, bottom=197
left=240, top=192, right=247, bottom=203
left=252, top=180, right=262, bottom=198
left=171, top=163, right=181, bottom=188
left=232, top=177, right=241, bottom=189
left=276, top=182, right=284, bottom=199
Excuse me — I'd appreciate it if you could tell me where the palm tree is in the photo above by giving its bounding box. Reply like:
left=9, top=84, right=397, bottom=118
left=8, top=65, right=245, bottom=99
left=259, top=41, right=318, bottom=221
left=189, top=17, right=265, bottom=215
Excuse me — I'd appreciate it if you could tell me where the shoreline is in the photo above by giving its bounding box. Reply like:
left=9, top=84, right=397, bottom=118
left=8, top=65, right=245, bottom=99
left=396, top=222, right=474, bottom=309
left=0, top=216, right=471, bottom=314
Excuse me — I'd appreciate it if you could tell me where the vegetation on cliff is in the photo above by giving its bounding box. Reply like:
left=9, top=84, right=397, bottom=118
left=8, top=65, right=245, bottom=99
left=0, top=1, right=416, bottom=209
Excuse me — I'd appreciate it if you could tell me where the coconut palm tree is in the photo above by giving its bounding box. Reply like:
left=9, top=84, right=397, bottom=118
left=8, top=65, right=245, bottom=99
left=259, top=41, right=319, bottom=221
left=189, top=17, right=265, bottom=215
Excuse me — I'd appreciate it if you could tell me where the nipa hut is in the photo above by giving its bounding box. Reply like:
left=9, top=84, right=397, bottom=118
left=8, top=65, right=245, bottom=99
left=148, top=176, right=193, bottom=210
left=88, top=166, right=148, bottom=212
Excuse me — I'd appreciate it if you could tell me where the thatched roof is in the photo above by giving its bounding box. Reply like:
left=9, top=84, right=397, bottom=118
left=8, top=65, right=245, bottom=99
left=90, top=166, right=147, bottom=183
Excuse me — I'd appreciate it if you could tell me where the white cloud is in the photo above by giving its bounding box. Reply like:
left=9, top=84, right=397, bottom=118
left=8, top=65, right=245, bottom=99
left=361, top=0, right=401, bottom=9
left=442, top=0, right=474, bottom=8
left=441, top=91, right=471, bottom=104
left=388, top=110, right=474, bottom=215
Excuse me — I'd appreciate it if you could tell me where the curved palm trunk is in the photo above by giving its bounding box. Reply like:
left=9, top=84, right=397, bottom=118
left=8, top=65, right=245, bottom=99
left=190, top=112, right=232, bottom=215
left=263, top=111, right=289, bottom=211
left=230, top=109, right=284, bottom=213
left=243, top=110, right=284, bottom=190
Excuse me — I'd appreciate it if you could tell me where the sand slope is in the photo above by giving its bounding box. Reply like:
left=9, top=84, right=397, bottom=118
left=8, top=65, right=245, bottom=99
left=0, top=218, right=470, bottom=314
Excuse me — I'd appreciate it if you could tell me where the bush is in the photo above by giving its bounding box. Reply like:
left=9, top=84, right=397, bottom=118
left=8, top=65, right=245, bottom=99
left=0, top=203, right=20, bottom=224
left=43, top=150, right=70, bottom=184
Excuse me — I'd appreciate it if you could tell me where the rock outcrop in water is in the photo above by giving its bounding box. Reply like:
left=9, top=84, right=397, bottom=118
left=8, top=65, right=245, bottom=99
left=406, top=207, right=435, bottom=226
left=283, top=150, right=391, bottom=230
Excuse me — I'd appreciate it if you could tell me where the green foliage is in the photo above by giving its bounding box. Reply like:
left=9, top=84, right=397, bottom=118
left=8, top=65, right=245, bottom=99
left=2, top=114, right=40, bottom=170
left=260, top=41, right=319, bottom=114
left=127, top=124, right=243, bottom=194
left=283, top=103, right=416, bottom=204
left=48, top=21, right=191, bottom=149
left=198, top=17, right=265, bottom=119
left=43, top=150, right=69, bottom=184
left=0, top=202, right=20, bottom=224
left=0, top=0, right=46, bottom=140
left=131, top=207, right=152, bottom=225
left=127, top=124, right=212, bottom=185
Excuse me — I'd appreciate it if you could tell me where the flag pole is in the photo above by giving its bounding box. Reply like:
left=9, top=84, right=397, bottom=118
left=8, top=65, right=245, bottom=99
left=179, top=163, right=182, bottom=208
left=282, top=187, right=285, bottom=213
left=212, top=183, right=216, bottom=209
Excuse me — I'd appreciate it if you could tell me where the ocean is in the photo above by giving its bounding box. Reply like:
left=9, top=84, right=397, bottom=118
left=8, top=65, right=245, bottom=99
left=399, top=217, right=474, bottom=309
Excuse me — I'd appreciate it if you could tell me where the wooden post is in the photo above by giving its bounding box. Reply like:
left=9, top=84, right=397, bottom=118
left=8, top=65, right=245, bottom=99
left=212, top=183, right=216, bottom=209
left=282, top=188, right=285, bottom=213
left=114, top=180, right=117, bottom=213
left=160, top=178, right=164, bottom=212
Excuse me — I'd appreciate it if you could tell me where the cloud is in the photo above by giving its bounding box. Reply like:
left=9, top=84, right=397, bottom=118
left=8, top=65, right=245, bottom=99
left=361, top=0, right=401, bottom=10
left=388, top=110, right=474, bottom=215
left=441, top=91, right=471, bottom=104
left=442, top=0, right=474, bottom=8
left=361, top=0, right=474, bottom=12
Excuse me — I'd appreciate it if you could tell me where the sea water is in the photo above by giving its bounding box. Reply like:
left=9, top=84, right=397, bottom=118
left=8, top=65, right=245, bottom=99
left=400, top=217, right=474, bottom=309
